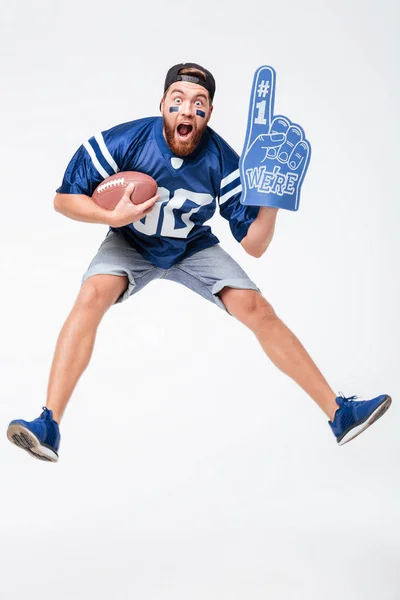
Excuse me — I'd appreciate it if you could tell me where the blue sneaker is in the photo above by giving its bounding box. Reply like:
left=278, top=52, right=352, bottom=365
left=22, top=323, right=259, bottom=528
left=329, top=394, right=392, bottom=445
left=7, top=407, right=60, bottom=462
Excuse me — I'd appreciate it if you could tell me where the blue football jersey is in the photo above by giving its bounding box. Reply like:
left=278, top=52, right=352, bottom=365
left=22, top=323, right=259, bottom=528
left=57, top=117, right=259, bottom=268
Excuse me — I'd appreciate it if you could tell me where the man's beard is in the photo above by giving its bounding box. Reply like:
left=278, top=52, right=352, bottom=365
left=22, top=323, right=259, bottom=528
left=163, top=119, right=206, bottom=157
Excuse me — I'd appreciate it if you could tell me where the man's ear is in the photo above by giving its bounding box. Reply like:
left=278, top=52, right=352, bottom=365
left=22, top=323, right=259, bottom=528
left=159, top=97, right=164, bottom=112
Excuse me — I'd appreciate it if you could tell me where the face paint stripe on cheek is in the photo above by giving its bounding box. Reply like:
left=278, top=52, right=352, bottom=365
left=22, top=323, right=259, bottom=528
left=169, top=106, right=180, bottom=113
left=196, top=109, right=206, bottom=118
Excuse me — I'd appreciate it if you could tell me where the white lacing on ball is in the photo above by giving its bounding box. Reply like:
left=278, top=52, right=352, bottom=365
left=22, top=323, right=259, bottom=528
left=97, top=177, right=125, bottom=194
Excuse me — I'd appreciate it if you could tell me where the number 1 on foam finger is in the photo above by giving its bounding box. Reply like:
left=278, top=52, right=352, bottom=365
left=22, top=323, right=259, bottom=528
left=254, top=101, right=267, bottom=125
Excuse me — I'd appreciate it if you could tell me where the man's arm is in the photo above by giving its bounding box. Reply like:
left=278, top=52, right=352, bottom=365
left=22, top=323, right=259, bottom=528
left=54, top=193, right=113, bottom=224
left=240, top=206, right=279, bottom=258
left=54, top=185, right=159, bottom=228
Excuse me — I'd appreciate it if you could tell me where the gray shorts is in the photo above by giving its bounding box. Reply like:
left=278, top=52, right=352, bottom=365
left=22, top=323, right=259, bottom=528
left=82, top=230, right=260, bottom=312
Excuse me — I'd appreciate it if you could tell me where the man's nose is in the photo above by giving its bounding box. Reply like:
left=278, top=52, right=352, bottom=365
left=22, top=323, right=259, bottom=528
left=181, top=100, right=195, bottom=116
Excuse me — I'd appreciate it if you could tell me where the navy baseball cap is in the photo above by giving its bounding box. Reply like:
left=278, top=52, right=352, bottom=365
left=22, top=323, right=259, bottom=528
left=163, top=62, right=216, bottom=101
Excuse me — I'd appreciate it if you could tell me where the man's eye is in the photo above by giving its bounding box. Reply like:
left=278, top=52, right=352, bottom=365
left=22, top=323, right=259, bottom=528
left=175, top=98, right=182, bottom=104
left=195, top=100, right=202, bottom=107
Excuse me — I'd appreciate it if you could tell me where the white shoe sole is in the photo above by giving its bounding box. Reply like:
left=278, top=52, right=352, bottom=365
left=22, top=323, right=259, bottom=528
left=7, top=424, right=59, bottom=462
left=338, top=396, right=392, bottom=446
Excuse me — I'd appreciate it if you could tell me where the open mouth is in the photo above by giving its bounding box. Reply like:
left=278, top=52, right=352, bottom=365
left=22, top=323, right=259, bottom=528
left=177, top=123, right=193, bottom=140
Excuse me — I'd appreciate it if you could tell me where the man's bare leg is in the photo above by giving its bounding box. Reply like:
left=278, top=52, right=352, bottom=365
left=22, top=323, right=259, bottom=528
left=46, top=274, right=128, bottom=423
left=219, top=288, right=338, bottom=420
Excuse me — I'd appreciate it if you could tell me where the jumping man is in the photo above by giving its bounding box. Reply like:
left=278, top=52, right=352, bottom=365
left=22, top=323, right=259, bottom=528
left=7, top=62, right=392, bottom=461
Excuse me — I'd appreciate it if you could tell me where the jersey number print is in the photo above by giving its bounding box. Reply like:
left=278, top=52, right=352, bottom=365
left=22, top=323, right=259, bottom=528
left=132, top=188, right=214, bottom=238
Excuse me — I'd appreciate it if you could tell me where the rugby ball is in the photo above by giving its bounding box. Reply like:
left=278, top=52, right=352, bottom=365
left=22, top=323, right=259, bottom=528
left=92, top=171, right=158, bottom=210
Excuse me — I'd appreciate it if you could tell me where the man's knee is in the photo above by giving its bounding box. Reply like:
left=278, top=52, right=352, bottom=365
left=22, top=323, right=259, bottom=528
left=76, top=275, right=128, bottom=313
left=218, top=287, right=276, bottom=325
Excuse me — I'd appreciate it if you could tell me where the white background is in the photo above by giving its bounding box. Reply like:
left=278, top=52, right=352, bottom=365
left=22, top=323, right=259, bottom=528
left=1, top=0, right=399, bottom=598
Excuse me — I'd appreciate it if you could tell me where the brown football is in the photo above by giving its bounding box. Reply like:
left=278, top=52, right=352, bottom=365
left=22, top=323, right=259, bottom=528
left=92, top=171, right=158, bottom=210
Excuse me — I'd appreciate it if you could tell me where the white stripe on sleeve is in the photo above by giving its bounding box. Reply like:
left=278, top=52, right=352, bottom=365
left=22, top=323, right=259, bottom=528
left=95, top=133, right=119, bottom=173
left=83, top=141, right=110, bottom=179
left=219, top=184, right=242, bottom=205
left=220, top=168, right=240, bottom=190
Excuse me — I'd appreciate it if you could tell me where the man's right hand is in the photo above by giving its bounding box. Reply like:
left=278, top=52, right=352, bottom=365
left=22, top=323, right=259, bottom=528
left=109, top=184, right=160, bottom=228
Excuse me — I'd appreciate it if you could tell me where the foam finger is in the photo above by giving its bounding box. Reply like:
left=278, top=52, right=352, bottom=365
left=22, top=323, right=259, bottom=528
left=288, top=140, right=310, bottom=171
left=243, top=66, right=276, bottom=155
left=254, top=133, right=284, bottom=159
left=270, top=117, right=290, bottom=135
left=277, top=126, right=303, bottom=164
